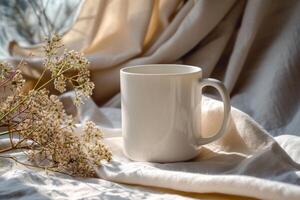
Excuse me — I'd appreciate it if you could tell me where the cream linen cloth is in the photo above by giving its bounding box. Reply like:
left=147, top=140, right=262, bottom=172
left=1, top=95, right=300, bottom=199
left=80, top=95, right=300, bottom=199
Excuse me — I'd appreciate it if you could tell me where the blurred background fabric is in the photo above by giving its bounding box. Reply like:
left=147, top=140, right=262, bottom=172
left=1, top=0, right=300, bottom=136
left=0, top=0, right=82, bottom=57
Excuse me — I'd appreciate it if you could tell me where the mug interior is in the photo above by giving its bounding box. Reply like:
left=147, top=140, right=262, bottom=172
left=121, top=64, right=201, bottom=75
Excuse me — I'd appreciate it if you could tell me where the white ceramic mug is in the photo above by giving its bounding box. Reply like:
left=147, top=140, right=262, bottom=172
left=120, top=64, right=230, bottom=162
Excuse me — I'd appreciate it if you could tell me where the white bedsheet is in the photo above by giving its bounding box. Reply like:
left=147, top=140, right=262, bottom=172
left=1, top=96, right=300, bottom=199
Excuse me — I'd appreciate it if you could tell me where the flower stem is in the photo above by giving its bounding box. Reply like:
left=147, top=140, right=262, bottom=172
left=0, top=155, right=74, bottom=177
left=0, top=147, right=13, bottom=153
left=0, top=96, right=28, bottom=122
left=0, top=130, right=9, bottom=136
left=0, top=64, right=73, bottom=122
left=33, top=67, right=48, bottom=90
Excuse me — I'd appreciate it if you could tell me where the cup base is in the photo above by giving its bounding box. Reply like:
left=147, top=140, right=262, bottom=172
left=123, top=148, right=199, bottom=163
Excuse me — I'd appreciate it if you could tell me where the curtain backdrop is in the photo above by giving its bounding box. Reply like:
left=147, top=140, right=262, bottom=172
left=3, top=0, right=300, bottom=136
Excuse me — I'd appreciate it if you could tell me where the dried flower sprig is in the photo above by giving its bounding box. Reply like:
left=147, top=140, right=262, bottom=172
left=0, top=35, right=111, bottom=177
left=38, top=34, right=95, bottom=106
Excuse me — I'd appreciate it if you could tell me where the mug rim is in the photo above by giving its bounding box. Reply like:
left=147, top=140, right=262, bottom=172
left=121, top=64, right=202, bottom=76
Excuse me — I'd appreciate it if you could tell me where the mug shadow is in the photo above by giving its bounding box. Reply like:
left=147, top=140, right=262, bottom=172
left=148, top=146, right=247, bottom=175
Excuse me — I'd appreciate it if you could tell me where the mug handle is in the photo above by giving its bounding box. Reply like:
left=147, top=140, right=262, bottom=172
left=197, top=78, right=231, bottom=145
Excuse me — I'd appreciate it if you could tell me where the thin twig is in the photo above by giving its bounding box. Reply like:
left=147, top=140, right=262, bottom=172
left=8, top=124, right=14, bottom=148
left=0, top=155, right=74, bottom=177
left=33, top=67, right=48, bottom=90
left=0, top=147, right=13, bottom=153
left=0, top=130, right=9, bottom=136
left=0, top=61, right=74, bottom=122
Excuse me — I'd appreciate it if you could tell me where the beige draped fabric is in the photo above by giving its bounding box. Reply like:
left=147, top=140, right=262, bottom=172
left=10, top=0, right=299, bottom=136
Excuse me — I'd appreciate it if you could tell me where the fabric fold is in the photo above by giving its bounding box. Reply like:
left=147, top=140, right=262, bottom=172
left=91, top=97, right=300, bottom=200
